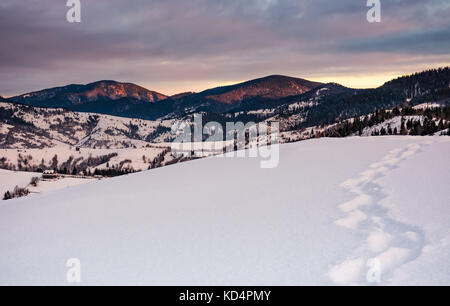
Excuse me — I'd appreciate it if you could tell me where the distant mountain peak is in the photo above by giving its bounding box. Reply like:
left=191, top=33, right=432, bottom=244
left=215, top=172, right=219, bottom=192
left=254, top=74, right=309, bottom=81
left=81, top=80, right=168, bottom=102
left=7, top=81, right=168, bottom=109
left=199, top=75, right=323, bottom=105
left=170, top=92, right=196, bottom=100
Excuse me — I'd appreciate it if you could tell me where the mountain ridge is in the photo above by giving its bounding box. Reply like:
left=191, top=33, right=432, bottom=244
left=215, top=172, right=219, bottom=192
left=5, top=75, right=324, bottom=119
left=168, top=75, right=322, bottom=113
left=7, top=80, right=168, bottom=107
left=4, top=67, right=450, bottom=122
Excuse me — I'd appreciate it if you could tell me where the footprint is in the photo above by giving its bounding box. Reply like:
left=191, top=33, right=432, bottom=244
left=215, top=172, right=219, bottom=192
left=328, top=257, right=366, bottom=285
left=367, top=230, right=392, bottom=253
left=339, top=194, right=373, bottom=213
left=374, top=247, right=412, bottom=273
left=329, top=141, right=431, bottom=285
left=335, top=210, right=367, bottom=230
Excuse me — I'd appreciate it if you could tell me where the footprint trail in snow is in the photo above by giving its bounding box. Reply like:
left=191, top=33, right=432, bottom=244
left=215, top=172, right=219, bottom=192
left=328, top=140, right=433, bottom=285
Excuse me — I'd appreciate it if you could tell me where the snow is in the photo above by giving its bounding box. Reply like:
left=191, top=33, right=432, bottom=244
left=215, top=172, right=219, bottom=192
left=0, top=145, right=169, bottom=172
left=413, top=103, right=443, bottom=110
left=0, top=136, right=449, bottom=285
left=438, top=128, right=449, bottom=135
left=0, top=122, right=13, bottom=134
left=0, top=169, right=97, bottom=198
left=316, top=87, right=329, bottom=96
left=0, top=169, right=37, bottom=196
left=28, top=177, right=97, bottom=194
left=247, top=109, right=275, bottom=116
left=0, top=102, right=176, bottom=149
left=288, top=101, right=318, bottom=110
left=377, top=139, right=450, bottom=285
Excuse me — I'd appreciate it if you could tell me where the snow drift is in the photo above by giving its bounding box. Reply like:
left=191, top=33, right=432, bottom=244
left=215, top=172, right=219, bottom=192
left=0, top=137, right=449, bottom=285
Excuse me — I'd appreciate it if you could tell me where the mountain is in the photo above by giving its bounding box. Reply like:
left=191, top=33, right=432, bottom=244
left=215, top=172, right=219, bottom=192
left=0, top=101, right=176, bottom=150
left=0, top=101, right=179, bottom=174
left=170, top=75, right=323, bottom=114
left=382, top=67, right=450, bottom=103
left=169, top=92, right=195, bottom=99
left=6, top=80, right=174, bottom=120
left=196, top=75, right=321, bottom=104
left=299, top=67, right=450, bottom=127
left=5, top=68, right=450, bottom=123
left=6, top=75, right=322, bottom=118
left=232, top=82, right=358, bottom=113
left=248, top=67, right=450, bottom=129
left=7, top=80, right=168, bottom=111
left=190, top=68, right=450, bottom=134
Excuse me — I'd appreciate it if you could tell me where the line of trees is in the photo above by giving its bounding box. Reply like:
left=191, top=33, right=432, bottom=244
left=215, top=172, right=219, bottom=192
left=92, top=167, right=136, bottom=177
left=318, top=107, right=450, bottom=138
left=3, top=186, right=30, bottom=201
left=149, top=148, right=171, bottom=169
left=0, top=152, right=119, bottom=174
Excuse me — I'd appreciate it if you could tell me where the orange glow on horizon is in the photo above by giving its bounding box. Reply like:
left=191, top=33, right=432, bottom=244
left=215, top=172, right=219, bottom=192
left=146, top=64, right=450, bottom=95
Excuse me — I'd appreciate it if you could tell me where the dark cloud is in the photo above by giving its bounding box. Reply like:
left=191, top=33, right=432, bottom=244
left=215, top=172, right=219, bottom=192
left=338, top=28, right=450, bottom=54
left=0, top=0, right=449, bottom=96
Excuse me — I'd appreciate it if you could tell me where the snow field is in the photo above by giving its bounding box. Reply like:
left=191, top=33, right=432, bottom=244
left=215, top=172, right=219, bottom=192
left=329, top=139, right=448, bottom=285
left=0, top=137, right=449, bottom=285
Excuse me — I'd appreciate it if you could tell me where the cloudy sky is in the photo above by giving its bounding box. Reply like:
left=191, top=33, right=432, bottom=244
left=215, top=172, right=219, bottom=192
left=1, top=0, right=449, bottom=96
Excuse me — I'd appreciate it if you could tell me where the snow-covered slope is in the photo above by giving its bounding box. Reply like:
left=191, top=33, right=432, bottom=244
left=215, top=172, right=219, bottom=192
left=0, top=101, right=180, bottom=172
left=0, top=137, right=449, bottom=285
left=0, top=102, right=175, bottom=149
left=0, top=169, right=38, bottom=196
left=0, top=169, right=96, bottom=199
left=0, top=145, right=172, bottom=173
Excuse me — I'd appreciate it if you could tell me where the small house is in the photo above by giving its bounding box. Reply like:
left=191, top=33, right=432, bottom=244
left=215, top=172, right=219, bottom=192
left=42, top=170, right=58, bottom=179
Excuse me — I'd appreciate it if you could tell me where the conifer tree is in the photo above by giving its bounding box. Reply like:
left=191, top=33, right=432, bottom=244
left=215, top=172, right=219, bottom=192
left=3, top=191, right=11, bottom=200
